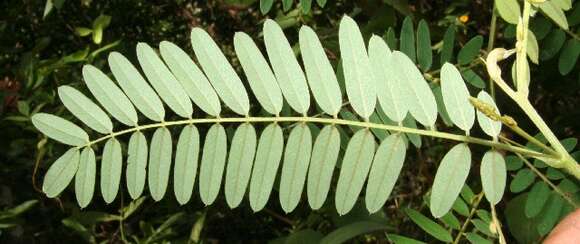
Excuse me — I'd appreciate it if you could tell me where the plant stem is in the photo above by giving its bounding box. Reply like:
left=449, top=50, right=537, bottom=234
left=487, top=2, right=498, bottom=98
left=82, top=117, right=550, bottom=159
left=452, top=192, right=484, bottom=244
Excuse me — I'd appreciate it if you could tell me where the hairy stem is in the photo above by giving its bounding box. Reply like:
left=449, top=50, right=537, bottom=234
left=83, top=117, right=550, bottom=159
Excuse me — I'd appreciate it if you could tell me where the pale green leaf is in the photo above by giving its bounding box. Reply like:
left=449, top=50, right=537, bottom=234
left=43, top=148, right=80, bottom=198
left=190, top=28, right=250, bottom=115
left=335, top=129, right=376, bottom=215
left=495, top=0, right=520, bottom=24
left=126, top=131, right=148, bottom=199
left=148, top=127, right=172, bottom=201
left=525, top=181, right=550, bottom=218
left=540, top=1, right=569, bottom=30
left=279, top=124, right=313, bottom=213
left=338, top=15, right=376, bottom=119
left=527, top=31, right=539, bottom=64
left=320, top=221, right=386, bottom=244
left=307, top=125, right=341, bottom=210
left=108, top=52, right=165, bottom=122
left=365, top=133, right=406, bottom=213
left=199, top=124, right=227, bottom=205
left=440, top=25, right=455, bottom=64
left=249, top=123, right=284, bottom=212
left=159, top=41, right=221, bottom=116
left=174, top=125, right=200, bottom=205
left=416, top=19, right=432, bottom=71
left=392, top=51, right=437, bottom=127
left=400, top=16, right=416, bottom=62
left=58, top=85, right=112, bottom=134
left=440, top=63, right=475, bottom=132
left=405, top=208, right=453, bottom=242
left=234, top=32, right=283, bottom=115
left=480, top=150, right=506, bottom=205
left=32, top=113, right=89, bottom=146
left=475, top=91, right=502, bottom=138
left=430, top=143, right=471, bottom=218
left=75, top=147, right=95, bottom=208
left=82, top=64, right=138, bottom=126
left=458, top=35, right=483, bottom=65
left=101, top=138, right=122, bottom=204
left=264, top=19, right=310, bottom=114
left=368, top=35, right=408, bottom=122
left=299, top=25, right=342, bottom=116
left=136, top=42, right=193, bottom=118
left=553, top=0, right=572, bottom=10
left=225, top=123, right=257, bottom=208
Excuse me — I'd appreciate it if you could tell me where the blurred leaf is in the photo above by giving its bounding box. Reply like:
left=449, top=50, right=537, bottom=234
left=536, top=193, right=564, bottom=235
left=540, top=1, right=569, bottom=30
left=285, top=229, right=323, bottom=244
left=525, top=181, right=550, bottom=218
left=75, top=27, right=93, bottom=37
left=440, top=25, right=455, bottom=64
left=558, top=39, right=580, bottom=75
left=416, top=19, right=432, bottom=71
left=385, top=27, right=397, bottom=50
left=540, top=29, right=566, bottom=61
left=461, top=69, right=485, bottom=89
left=465, top=232, right=492, bottom=244
left=320, top=221, right=387, bottom=244
left=387, top=234, right=425, bottom=244
left=260, top=0, right=273, bottom=14
left=316, top=0, right=326, bottom=8
left=301, top=0, right=312, bottom=14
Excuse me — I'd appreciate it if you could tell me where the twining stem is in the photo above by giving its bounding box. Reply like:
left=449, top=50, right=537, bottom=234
left=83, top=117, right=550, bottom=160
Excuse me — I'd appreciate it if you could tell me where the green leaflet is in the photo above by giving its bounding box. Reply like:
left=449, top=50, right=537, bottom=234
left=365, top=133, right=406, bottom=213
left=441, top=212, right=461, bottom=230
left=58, top=85, right=112, bottom=134
left=82, top=64, right=138, bottom=126
left=440, top=25, right=455, bottom=64
left=476, top=91, right=502, bottom=138
left=335, top=129, right=376, bottom=215
left=527, top=31, right=539, bottom=64
left=159, top=41, right=221, bottom=116
left=432, top=85, right=453, bottom=126
left=199, top=124, right=228, bottom=205
left=137, top=42, right=193, bottom=118
left=320, top=221, right=387, bottom=244
left=234, top=32, right=283, bottom=115
left=108, top=52, right=165, bottom=122
left=400, top=16, right=416, bottom=62
left=466, top=232, right=492, bottom=244
left=299, top=25, right=342, bottom=116
left=279, top=124, right=313, bottom=213
left=101, top=138, right=122, bottom=204
left=126, top=131, right=148, bottom=199
left=416, top=19, right=432, bottom=71
left=338, top=15, right=376, bottom=120
left=282, top=0, right=292, bottom=11
left=540, top=1, right=569, bottom=30
left=307, top=125, right=341, bottom=210
left=480, top=150, right=506, bottom=205
left=249, top=123, right=284, bottom=212
left=525, top=181, right=550, bottom=218
left=174, top=125, right=200, bottom=205
left=405, top=208, right=453, bottom=243
left=558, top=39, right=580, bottom=75
left=495, top=0, right=520, bottom=24
left=430, top=143, right=471, bottom=218
left=225, top=123, right=257, bottom=208
left=457, top=35, right=483, bottom=65
left=190, top=28, right=250, bottom=116
left=316, top=0, right=326, bottom=7
left=386, top=27, right=397, bottom=50
left=75, top=147, right=95, bottom=208
left=440, top=63, right=475, bottom=132
left=510, top=169, right=536, bottom=193
left=461, top=69, right=486, bottom=89
left=260, top=0, right=273, bottom=14
left=31, top=113, right=89, bottom=146
left=148, top=127, right=172, bottom=201
left=301, top=0, right=312, bottom=14
left=537, top=193, right=564, bottom=235
left=392, top=51, right=437, bottom=127
left=263, top=19, right=310, bottom=114
left=43, top=148, right=80, bottom=198
left=540, top=29, right=566, bottom=61
left=368, top=35, right=407, bottom=122
left=388, top=234, right=425, bottom=244
left=553, top=0, right=572, bottom=10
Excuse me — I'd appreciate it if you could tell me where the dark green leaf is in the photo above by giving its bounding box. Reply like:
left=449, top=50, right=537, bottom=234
left=457, top=35, right=483, bottom=65
left=405, top=208, right=453, bottom=242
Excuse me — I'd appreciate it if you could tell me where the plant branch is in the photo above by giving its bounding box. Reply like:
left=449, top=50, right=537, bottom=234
left=452, top=192, right=484, bottom=244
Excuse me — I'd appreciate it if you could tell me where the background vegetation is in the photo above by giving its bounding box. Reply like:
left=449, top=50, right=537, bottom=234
left=0, top=0, right=579, bottom=243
